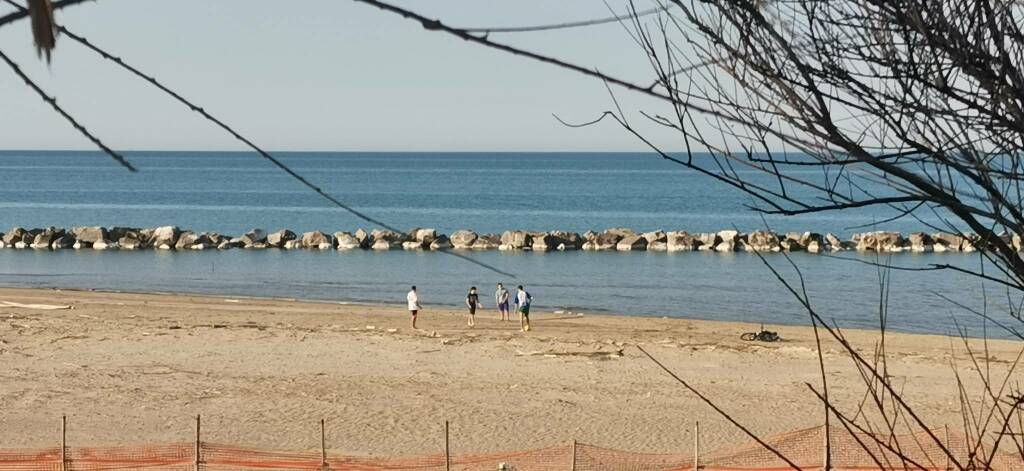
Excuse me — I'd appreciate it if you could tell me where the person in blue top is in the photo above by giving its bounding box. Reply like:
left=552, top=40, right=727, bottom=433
left=514, top=285, right=533, bottom=332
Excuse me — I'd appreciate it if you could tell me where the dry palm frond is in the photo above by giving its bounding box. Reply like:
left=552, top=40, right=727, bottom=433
left=28, top=0, right=56, bottom=63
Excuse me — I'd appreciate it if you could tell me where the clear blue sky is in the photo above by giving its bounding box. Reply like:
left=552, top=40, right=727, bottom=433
left=0, top=1, right=683, bottom=151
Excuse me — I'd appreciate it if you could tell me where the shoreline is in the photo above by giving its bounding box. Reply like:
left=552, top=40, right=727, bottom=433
left=0, top=282, right=993, bottom=340
left=1, top=287, right=1018, bottom=455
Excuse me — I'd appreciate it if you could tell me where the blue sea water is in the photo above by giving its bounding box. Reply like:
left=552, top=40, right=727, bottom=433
left=0, top=150, right=1015, bottom=338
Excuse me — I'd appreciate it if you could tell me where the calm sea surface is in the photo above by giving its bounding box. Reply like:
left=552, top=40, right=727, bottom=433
left=0, top=151, right=1014, bottom=338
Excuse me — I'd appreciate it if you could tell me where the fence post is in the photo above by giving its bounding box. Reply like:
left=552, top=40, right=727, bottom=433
left=60, top=415, right=67, bottom=471
left=571, top=439, right=577, bottom=471
left=194, top=415, right=201, bottom=471
left=693, top=422, right=699, bottom=471
left=444, top=421, right=451, bottom=471
left=321, top=419, right=328, bottom=470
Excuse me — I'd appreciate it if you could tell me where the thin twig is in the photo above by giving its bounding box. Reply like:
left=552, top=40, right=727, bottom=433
left=459, top=5, right=671, bottom=33
left=2, top=0, right=512, bottom=277
left=0, top=47, right=135, bottom=171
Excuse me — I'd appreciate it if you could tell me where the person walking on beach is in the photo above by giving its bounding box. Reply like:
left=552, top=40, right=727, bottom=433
left=495, top=283, right=510, bottom=321
left=515, top=285, right=533, bottom=332
left=407, top=286, right=421, bottom=329
left=465, top=286, right=482, bottom=327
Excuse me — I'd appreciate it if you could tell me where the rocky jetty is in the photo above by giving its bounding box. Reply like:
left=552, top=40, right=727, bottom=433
left=0, top=226, right=1002, bottom=255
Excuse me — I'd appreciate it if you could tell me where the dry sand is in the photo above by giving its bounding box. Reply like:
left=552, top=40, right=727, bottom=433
left=0, top=287, right=1019, bottom=456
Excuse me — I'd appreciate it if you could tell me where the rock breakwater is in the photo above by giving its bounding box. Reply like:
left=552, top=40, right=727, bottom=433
left=0, top=226, right=1002, bottom=254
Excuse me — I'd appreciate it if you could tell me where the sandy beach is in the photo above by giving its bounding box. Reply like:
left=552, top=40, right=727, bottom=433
left=0, top=287, right=1018, bottom=457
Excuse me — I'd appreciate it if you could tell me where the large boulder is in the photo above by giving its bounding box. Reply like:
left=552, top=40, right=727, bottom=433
left=119, top=235, right=144, bottom=250
left=932, top=232, right=963, bottom=252
left=301, top=230, right=334, bottom=250
left=151, top=226, right=181, bottom=250
left=798, top=232, right=823, bottom=247
left=429, top=234, right=453, bottom=250
left=450, top=230, right=478, bottom=249
left=744, top=231, right=780, bottom=252
left=138, top=227, right=156, bottom=242
left=472, top=234, right=501, bottom=250
left=11, top=229, right=37, bottom=249
left=640, top=231, right=667, bottom=252
left=605, top=228, right=636, bottom=238
left=354, top=229, right=371, bottom=249
left=641, top=231, right=666, bottom=242
left=115, top=228, right=148, bottom=249
left=3, top=227, right=27, bottom=246
left=207, top=233, right=226, bottom=246
left=531, top=233, right=559, bottom=252
left=825, top=233, right=844, bottom=251
left=582, top=231, right=621, bottom=251
left=646, top=240, right=668, bottom=251
left=715, top=230, right=740, bottom=252
left=786, top=232, right=823, bottom=252
left=187, top=233, right=215, bottom=250
left=370, top=229, right=401, bottom=240
left=71, top=226, right=107, bottom=245
left=908, top=232, right=933, bottom=253
left=399, top=228, right=436, bottom=249
left=962, top=234, right=979, bottom=252
left=408, top=228, right=437, bottom=245
left=372, top=239, right=400, bottom=250
left=499, top=230, right=530, bottom=250
left=50, top=235, right=74, bottom=250
left=616, top=234, right=648, bottom=251
left=266, top=229, right=296, bottom=248
left=226, top=236, right=249, bottom=248
left=175, top=231, right=200, bottom=250
left=855, top=231, right=904, bottom=252
left=666, top=231, right=701, bottom=252
left=108, top=227, right=138, bottom=242
left=239, top=228, right=267, bottom=248
left=697, top=233, right=720, bottom=251
left=334, top=232, right=362, bottom=250
left=402, top=240, right=426, bottom=250
left=550, top=231, right=583, bottom=251
left=31, top=227, right=64, bottom=249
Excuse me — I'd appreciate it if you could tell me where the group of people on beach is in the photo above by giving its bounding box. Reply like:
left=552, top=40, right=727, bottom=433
left=406, top=283, right=534, bottom=332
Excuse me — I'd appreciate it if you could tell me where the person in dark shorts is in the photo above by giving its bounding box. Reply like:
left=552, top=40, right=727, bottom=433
left=407, top=285, right=420, bottom=329
left=465, top=286, right=482, bottom=327
left=515, top=285, right=532, bottom=332
left=495, top=283, right=510, bottom=321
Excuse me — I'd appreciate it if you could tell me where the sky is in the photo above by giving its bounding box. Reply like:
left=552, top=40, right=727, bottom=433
left=0, top=0, right=685, bottom=152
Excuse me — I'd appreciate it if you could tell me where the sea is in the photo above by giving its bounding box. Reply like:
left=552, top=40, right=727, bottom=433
left=0, top=150, right=1015, bottom=338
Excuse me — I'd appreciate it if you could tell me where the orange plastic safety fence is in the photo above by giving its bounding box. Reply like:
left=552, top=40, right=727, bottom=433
left=694, top=426, right=1024, bottom=471
left=1, top=426, right=1021, bottom=471
left=573, top=444, right=692, bottom=471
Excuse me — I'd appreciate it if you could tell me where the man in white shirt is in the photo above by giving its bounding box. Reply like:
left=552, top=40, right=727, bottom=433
left=407, top=286, right=421, bottom=329
left=515, top=285, right=532, bottom=332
